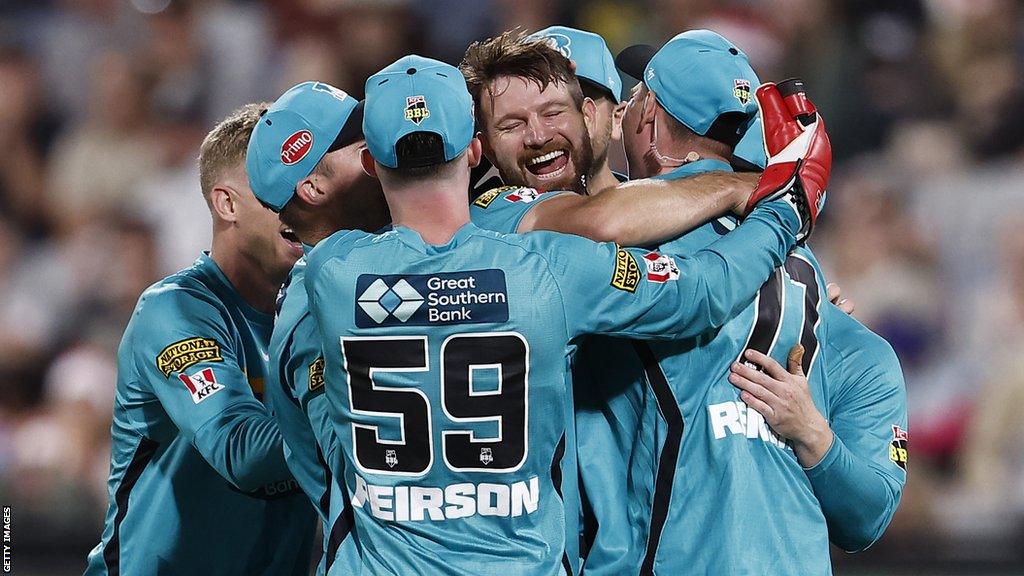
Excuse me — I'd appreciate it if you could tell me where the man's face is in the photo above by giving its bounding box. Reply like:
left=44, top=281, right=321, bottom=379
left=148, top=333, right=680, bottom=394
left=622, top=82, right=655, bottom=179
left=226, top=164, right=303, bottom=280
left=479, top=75, right=594, bottom=194
left=314, top=140, right=389, bottom=233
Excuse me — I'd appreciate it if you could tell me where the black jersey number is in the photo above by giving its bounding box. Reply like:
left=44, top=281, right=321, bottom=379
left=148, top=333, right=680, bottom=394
left=740, top=254, right=821, bottom=374
left=341, top=333, right=528, bottom=476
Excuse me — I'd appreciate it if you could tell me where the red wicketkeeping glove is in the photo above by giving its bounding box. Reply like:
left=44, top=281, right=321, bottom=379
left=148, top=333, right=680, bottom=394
left=744, top=79, right=831, bottom=243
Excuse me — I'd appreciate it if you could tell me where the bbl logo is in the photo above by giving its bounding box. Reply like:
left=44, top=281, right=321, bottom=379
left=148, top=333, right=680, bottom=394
left=385, top=449, right=399, bottom=468
left=480, top=448, right=494, bottom=465
left=405, top=95, right=430, bottom=125
left=734, top=79, right=751, bottom=105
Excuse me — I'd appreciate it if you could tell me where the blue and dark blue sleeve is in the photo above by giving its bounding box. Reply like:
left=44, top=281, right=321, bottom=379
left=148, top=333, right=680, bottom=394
left=132, top=288, right=290, bottom=492
left=805, top=305, right=908, bottom=552
left=550, top=199, right=801, bottom=339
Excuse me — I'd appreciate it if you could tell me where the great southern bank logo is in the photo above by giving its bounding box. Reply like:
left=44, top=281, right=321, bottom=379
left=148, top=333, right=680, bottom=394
left=357, top=278, right=424, bottom=324
left=355, top=269, right=510, bottom=328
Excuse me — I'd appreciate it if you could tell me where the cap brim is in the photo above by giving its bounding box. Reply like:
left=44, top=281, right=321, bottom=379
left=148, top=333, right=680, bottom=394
left=328, top=100, right=365, bottom=153
left=615, top=44, right=657, bottom=82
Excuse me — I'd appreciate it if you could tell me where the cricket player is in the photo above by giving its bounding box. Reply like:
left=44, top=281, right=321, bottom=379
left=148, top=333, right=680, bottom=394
left=462, top=29, right=760, bottom=246
left=461, top=27, right=901, bottom=575
left=304, top=53, right=827, bottom=575
left=246, top=81, right=391, bottom=574
left=574, top=31, right=906, bottom=574
left=85, top=104, right=316, bottom=576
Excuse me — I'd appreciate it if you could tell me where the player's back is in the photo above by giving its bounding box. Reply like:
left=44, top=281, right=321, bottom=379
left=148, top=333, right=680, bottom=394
left=307, top=224, right=584, bottom=576
left=579, top=220, right=833, bottom=575
left=85, top=254, right=313, bottom=576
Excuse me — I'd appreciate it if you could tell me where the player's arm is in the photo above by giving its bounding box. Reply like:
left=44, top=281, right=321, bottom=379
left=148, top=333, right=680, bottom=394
left=809, top=307, right=908, bottom=552
left=517, top=171, right=755, bottom=245
left=286, top=311, right=344, bottom=483
left=133, top=288, right=291, bottom=492
left=551, top=196, right=800, bottom=340
left=730, top=305, right=907, bottom=552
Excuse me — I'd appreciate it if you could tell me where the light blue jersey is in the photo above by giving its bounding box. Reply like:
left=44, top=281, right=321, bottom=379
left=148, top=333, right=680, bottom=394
left=573, top=161, right=907, bottom=575
left=85, top=253, right=315, bottom=576
left=267, top=256, right=360, bottom=575
left=305, top=200, right=800, bottom=576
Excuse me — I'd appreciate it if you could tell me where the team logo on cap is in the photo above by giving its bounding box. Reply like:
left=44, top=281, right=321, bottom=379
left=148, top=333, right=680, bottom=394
left=405, top=95, right=430, bottom=125
left=544, top=33, right=572, bottom=58
left=734, top=79, right=752, bottom=105
left=281, top=130, right=314, bottom=165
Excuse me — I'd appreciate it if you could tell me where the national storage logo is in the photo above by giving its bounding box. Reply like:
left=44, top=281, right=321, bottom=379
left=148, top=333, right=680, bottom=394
left=355, top=269, right=509, bottom=327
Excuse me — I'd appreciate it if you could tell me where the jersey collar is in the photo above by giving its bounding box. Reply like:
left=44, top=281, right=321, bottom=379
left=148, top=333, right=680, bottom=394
left=653, top=158, right=734, bottom=181
left=392, top=222, right=479, bottom=255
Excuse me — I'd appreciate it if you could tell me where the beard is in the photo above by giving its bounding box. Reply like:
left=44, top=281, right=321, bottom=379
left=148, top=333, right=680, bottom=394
left=493, top=132, right=597, bottom=196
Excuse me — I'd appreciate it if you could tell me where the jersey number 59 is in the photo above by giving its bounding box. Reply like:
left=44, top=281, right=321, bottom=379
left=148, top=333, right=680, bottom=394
left=340, top=333, right=528, bottom=476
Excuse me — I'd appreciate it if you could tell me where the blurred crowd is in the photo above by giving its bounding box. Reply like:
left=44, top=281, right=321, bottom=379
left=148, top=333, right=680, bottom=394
left=0, top=0, right=1022, bottom=571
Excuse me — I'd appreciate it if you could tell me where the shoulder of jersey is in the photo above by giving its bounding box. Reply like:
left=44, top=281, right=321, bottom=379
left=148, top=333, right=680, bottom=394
left=471, top=185, right=546, bottom=209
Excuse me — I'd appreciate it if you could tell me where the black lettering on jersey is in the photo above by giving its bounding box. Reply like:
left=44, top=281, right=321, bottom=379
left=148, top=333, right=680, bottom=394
left=473, top=186, right=516, bottom=209
left=157, top=337, right=223, bottom=377
left=889, top=425, right=908, bottom=470
left=611, top=248, right=641, bottom=293
left=308, top=356, right=325, bottom=392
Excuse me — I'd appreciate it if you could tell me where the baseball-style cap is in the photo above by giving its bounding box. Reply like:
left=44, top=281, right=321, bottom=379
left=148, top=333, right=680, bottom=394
left=732, top=116, right=767, bottom=170
left=363, top=55, right=474, bottom=169
left=246, top=81, right=363, bottom=211
left=616, top=29, right=759, bottom=146
left=532, top=26, right=622, bottom=103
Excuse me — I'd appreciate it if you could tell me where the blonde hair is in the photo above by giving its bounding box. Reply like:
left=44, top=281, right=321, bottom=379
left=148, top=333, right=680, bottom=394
left=198, top=102, right=270, bottom=200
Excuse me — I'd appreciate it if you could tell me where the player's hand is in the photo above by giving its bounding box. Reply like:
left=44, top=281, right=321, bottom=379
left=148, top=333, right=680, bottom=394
left=729, top=345, right=834, bottom=468
left=827, top=282, right=855, bottom=315
left=744, top=79, right=831, bottom=243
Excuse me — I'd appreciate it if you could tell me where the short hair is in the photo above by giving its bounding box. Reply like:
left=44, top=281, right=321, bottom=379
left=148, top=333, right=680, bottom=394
left=198, top=102, right=269, bottom=201
left=460, top=29, right=585, bottom=130
left=378, top=132, right=461, bottom=183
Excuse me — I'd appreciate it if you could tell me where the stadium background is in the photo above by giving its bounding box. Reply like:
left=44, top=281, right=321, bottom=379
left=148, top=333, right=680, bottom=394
left=1, top=0, right=1022, bottom=574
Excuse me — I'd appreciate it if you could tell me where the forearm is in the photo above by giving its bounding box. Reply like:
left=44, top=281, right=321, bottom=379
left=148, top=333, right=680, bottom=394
left=523, top=172, right=754, bottom=246
left=804, top=435, right=902, bottom=551
left=193, top=402, right=292, bottom=492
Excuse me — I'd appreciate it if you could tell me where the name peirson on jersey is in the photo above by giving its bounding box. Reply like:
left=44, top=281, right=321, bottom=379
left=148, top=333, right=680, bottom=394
left=355, top=269, right=509, bottom=327
left=351, top=474, right=540, bottom=522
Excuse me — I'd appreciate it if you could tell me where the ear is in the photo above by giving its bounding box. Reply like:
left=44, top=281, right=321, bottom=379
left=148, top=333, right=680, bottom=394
left=466, top=137, right=483, bottom=169
left=641, top=90, right=658, bottom=127
left=294, top=176, right=324, bottom=207
left=209, top=185, right=239, bottom=223
left=582, top=97, right=598, bottom=135
left=610, top=100, right=627, bottom=142
left=360, top=147, right=379, bottom=179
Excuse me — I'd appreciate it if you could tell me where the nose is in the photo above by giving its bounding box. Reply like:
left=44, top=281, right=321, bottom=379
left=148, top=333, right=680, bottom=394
left=523, top=116, right=553, bottom=149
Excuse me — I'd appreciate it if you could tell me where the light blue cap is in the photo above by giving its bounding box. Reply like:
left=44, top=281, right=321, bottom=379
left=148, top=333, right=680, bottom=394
left=618, top=30, right=759, bottom=144
left=363, top=55, right=474, bottom=169
left=733, top=116, right=767, bottom=169
left=246, top=81, right=361, bottom=211
left=532, top=26, right=622, bottom=103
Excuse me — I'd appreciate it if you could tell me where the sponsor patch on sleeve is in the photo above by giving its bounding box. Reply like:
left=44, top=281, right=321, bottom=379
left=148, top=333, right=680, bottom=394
left=308, top=357, right=325, bottom=392
left=473, top=186, right=515, bottom=209
left=642, top=252, right=680, bottom=283
left=179, top=367, right=225, bottom=404
left=355, top=269, right=509, bottom=327
left=889, top=425, right=908, bottom=470
left=610, top=248, right=641, bottom=293
left=505, top=188, right=542, bottom=203
left=157, top=337, right=223, bottom=377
